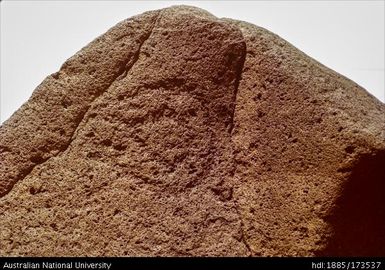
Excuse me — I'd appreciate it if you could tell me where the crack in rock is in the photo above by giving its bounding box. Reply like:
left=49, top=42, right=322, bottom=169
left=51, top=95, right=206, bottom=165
left=0, top=12, right=160, bottom=198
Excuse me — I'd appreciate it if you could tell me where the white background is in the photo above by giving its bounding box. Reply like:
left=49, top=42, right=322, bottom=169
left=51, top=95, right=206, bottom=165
left=1, top=1, right=384, bottom=123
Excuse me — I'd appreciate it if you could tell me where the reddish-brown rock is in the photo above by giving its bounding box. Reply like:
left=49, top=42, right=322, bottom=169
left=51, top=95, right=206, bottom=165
left=0, top=6, right=384, bottom=256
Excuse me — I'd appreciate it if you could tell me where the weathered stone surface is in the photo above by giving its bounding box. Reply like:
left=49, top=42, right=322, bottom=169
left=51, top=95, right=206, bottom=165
left=227, top=19, right=385, bottom=256
left=0, top=6, right=384, bottom=256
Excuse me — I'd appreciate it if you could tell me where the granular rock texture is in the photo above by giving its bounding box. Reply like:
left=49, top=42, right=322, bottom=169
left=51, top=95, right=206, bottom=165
left=0, top=6, right=384, bottom=256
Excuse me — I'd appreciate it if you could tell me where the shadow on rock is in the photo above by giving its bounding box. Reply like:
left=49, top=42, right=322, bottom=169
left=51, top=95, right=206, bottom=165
left=318, top=151, right=385, bottom=256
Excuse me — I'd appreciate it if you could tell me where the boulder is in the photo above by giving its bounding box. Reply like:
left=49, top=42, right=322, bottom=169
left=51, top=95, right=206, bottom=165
left=1, top=6, right=384, bottom=256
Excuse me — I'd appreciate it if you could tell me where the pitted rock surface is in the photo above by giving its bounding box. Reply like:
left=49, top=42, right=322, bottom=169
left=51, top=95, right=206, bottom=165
left=1, top=6, right=384, bottom=256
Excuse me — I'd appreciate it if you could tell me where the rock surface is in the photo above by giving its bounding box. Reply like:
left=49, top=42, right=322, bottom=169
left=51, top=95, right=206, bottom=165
left=0, top=6, right=384, bottom=256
